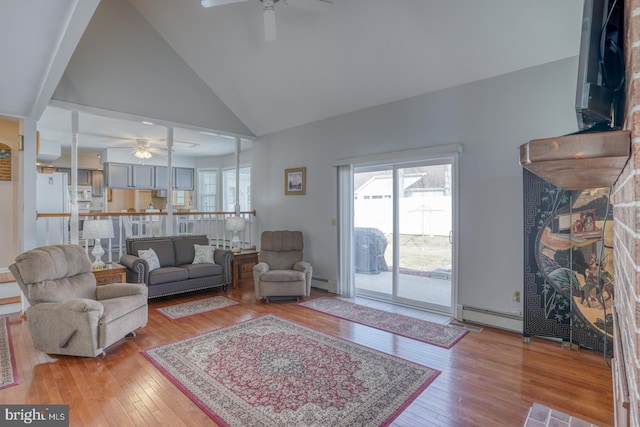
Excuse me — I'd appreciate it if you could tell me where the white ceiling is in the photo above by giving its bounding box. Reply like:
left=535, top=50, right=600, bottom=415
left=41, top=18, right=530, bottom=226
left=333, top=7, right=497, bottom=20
left=3, top=0, right=584, bottom=155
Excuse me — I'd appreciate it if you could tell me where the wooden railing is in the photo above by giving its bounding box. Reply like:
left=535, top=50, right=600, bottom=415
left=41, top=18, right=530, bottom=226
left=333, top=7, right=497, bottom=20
left=36, top=210, right=256, bottom=263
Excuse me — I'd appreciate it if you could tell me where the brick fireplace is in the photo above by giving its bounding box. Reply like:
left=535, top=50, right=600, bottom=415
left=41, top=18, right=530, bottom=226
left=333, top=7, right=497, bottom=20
left=612, top=0, right=640, bottom=424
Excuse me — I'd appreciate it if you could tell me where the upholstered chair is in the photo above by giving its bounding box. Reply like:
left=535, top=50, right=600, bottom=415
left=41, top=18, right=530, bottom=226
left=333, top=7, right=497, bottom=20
left=9, top=244, right=148, bottom=357
left=253, top=230, right=312, bottom=302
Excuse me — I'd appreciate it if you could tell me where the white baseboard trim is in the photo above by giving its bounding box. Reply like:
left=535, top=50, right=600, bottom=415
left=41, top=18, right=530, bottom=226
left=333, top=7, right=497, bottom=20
left=456, top=305, right=523, bottom=333
left=311, top=278, right=337, bottom=293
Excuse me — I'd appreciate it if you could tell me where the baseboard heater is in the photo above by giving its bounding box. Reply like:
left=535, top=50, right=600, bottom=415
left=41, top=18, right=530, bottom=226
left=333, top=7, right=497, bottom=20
left=311, top=277, right=337, bottom=293
left=456, top=305, right=523, bottom=333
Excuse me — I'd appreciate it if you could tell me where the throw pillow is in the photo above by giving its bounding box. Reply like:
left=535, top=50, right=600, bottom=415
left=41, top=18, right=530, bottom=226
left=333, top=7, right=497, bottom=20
left=193, top=244, right=215, bottom=264
left=138, top=248, right=160, bottom=271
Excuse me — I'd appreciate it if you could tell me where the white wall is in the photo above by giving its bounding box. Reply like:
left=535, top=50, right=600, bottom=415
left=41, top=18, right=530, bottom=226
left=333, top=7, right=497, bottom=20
left=253, top=57, right=579, bottom=316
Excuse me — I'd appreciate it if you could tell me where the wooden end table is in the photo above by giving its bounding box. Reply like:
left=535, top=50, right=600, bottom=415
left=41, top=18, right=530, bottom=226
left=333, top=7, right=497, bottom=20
left=232, top=251, right=259, bottom=288
left=92, top=263, right=127, bottom=286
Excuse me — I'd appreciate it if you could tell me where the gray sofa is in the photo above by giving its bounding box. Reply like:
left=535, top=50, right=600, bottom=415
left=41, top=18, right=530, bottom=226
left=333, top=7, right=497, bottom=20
left=119, top=235, right=233, bottom=298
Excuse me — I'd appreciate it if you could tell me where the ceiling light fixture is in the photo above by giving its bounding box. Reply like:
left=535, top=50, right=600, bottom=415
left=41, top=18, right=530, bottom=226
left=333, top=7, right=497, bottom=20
left=134, top=148, right=152, bottom=159
left=134, top=139, right=152, bottom=159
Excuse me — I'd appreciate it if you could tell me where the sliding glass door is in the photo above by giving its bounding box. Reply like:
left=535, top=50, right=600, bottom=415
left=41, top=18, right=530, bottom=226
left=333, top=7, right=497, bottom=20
left=353, top=158, right=456, bottom=313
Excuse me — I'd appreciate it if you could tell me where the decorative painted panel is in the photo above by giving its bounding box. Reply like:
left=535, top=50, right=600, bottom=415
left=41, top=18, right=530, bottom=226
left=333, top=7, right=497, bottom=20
left=523, top=169, right=613, bottom=354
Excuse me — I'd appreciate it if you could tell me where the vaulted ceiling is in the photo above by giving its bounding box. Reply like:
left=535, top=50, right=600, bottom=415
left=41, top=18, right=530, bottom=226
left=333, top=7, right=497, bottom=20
left=2, top=0, right=583, bottom=142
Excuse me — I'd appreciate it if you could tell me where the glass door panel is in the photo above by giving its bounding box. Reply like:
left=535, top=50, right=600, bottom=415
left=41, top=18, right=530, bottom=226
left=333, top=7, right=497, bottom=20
left=354, top=168, right=393, bottom=297
left=397, top=164, right=452, bottom=309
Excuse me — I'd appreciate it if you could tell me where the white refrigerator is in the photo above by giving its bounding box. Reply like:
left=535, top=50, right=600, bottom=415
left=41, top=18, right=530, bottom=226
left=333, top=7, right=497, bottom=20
left=36, top=172, right=70, bottom=246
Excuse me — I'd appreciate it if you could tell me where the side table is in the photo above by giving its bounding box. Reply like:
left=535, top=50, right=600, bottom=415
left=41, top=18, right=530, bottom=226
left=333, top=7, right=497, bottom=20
left=232, top=251, right=259, bottom=288
left=92, top=263, right=127, bottom=286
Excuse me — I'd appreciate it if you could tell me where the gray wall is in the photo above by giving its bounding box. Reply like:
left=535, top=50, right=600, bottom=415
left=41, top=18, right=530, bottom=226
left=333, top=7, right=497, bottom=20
left=252, top=57, right=579, bottom=316
left=53, top=0, right=253, bottom=138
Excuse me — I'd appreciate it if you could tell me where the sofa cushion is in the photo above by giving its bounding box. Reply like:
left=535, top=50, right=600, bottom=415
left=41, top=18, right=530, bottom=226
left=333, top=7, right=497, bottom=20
left=138, top=248, right=160, bottom=271
left=174, top=236, right=209, bottom=266
left=147, top=267, right=189, bottom=286
left=260, top=270, right=306, bottom=283
left=181, top=263, right=223, bottom=279
left=132, top=239, right=175, bottom=267
left=192, top=244, right=214, bottom=264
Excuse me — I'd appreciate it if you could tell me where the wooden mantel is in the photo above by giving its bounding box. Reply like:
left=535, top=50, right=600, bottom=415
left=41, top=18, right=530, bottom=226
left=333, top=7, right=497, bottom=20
left=519, top=130, right=631, bottom=190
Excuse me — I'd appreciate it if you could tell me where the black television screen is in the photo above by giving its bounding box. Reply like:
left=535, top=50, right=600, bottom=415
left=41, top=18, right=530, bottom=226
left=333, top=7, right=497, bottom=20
left=575, top=0, right=625, bottom=131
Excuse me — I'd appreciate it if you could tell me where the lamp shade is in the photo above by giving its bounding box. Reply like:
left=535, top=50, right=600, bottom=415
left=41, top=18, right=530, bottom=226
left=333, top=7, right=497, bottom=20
left=225, top=216, right=245, bottom=233
left=83, top=220, right=115, bottom=240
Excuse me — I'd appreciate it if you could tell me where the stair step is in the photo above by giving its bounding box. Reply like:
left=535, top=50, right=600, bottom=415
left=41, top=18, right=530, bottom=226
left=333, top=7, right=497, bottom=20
left=0, top=269, right=14, bottom=284
left=0, top=269, right=21, bottom=311
left=0, top=296, right=20, bottom=305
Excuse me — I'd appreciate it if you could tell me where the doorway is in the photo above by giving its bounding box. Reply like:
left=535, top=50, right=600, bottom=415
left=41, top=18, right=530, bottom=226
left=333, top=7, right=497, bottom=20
left=352, top=158, right=456, bottom=314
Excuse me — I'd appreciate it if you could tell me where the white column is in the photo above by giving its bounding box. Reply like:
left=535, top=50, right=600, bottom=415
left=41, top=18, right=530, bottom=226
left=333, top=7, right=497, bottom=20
left=235, top=137, right=241, bottom=215
left=165, top=127, right=174, bottom=236
left=69, top=110, right=79, bottom=244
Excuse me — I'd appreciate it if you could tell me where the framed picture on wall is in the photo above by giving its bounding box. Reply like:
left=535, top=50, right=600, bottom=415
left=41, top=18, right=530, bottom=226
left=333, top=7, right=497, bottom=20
left=285, top=167, right=306, bottom=195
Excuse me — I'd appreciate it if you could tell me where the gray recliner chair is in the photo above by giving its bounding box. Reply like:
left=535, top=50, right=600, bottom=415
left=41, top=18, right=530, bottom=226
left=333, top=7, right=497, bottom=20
left=9, top=244, right=148, bottom=357
left=253, top=230, right=312, bottom=302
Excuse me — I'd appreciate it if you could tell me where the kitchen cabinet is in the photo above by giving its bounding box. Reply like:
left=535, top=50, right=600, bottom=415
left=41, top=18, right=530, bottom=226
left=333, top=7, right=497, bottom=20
left=103, top=163, right=193, bottom=190
left=154, top=166, right=167, bottom=190
left=174, top=167, right=194, bottom=190
left=91, top=170, right=103, bottom=197
left=154, top=166, right=193, bottom=190
left=132, top=165, right=154, bottom=189
left=77, top=169, right=92, bottom=186
left=54, top=168, right=92, bottom=186
left=104, top=163, right=131, bottom=189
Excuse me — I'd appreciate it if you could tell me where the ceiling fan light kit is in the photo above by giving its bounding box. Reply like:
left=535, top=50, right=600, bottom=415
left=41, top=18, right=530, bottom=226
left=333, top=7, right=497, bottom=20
left=134, top=139, right=153, bottom=159
left=201, top=0, right=332, bottom=42
left=134, top=149, right=152, bottom=159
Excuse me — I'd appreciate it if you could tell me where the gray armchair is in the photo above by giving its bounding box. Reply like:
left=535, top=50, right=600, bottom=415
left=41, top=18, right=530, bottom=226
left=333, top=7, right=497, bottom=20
left=253, top=230, right=312, bottom=302
left=9, top=244, right=148, bottom=357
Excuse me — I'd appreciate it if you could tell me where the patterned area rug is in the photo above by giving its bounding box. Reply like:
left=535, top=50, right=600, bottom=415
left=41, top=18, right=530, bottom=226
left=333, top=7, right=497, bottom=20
left=156, top=296, right=238, bottom=320
left=300, top=297, right=467, bottom=349
left=143, top=315, right=439, bottom=426
left=0, top=317, right=18, bottom=390
left=524, top=403, right=598, bottom=427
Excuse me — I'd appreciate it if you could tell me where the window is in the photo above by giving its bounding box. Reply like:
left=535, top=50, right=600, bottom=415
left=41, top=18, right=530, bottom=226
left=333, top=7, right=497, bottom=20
left=198, top=169, right=217, bottom=212
left=223, top=166, right=251, bottom=212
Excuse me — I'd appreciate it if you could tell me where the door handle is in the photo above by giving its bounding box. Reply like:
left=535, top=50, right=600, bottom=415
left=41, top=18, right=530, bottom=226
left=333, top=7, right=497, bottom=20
left=449, top=230, right=452, bottom=245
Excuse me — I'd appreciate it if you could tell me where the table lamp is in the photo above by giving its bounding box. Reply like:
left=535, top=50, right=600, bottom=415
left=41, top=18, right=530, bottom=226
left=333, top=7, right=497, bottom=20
left=83, top=219, right=114, bottom=269
left=225, top=216, right=245, bottom=254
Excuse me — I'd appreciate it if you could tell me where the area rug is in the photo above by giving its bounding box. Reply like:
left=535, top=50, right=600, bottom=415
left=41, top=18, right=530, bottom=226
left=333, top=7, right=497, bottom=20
left=299, top=297, right=467, bottom=349
left=156, top=296, right=238, bottom=320
left=0, top=317, right=18, bottom=390
left=524, top=403, right=598, bottom=427
left=142, top=314, right=439, bottom=426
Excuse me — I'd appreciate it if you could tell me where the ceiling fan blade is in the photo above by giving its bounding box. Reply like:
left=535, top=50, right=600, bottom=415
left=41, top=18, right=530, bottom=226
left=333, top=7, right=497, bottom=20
left=285, top=0, right=333, bottom=11
left=263, top=1, right=277, bottom=42
left=201, top=0, right=247, bottom=8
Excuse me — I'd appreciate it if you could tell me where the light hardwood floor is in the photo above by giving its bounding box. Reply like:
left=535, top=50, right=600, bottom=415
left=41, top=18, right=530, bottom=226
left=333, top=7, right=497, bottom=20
left=0, top=279, right=614, bottom=426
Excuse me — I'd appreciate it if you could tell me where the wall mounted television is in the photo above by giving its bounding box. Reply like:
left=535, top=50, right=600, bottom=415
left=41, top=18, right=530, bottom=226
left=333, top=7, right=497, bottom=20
left=575, top=0, right=625, bottom=131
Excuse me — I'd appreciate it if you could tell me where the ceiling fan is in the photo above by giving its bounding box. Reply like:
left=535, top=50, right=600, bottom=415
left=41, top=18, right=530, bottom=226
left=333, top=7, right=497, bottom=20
left=201, top=0, right=333, bottom=42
